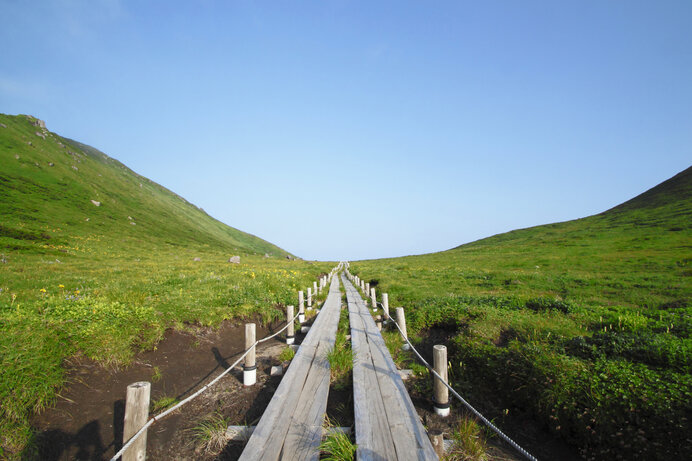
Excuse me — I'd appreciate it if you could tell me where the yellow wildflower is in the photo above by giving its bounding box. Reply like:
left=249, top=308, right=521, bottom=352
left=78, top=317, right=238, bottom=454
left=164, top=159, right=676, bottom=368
left=58, top=284, right=65, bottom=288
left=40, top=288, right=46, bottom=293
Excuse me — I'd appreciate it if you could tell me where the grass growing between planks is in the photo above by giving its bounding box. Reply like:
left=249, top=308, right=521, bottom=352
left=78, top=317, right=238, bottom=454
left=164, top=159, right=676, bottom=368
left=0, top=114, right=335, bottom=457
left=319, top=418, right=356, bottom=461
left=327, top=300, right=353, bottom=391
left=350, top=167, right=692, bottom=460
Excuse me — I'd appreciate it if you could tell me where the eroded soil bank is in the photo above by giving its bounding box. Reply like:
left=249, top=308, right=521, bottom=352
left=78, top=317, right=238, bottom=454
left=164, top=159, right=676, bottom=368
left=31, top=320, right=295, bottom=460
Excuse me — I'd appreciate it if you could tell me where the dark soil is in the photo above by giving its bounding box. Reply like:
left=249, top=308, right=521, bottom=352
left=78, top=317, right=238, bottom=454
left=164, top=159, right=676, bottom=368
left=31, top=320, right=304, bottom=461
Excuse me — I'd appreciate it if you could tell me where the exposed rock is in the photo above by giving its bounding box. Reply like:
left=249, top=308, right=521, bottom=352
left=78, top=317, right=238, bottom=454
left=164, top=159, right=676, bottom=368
left=71, top=165, right=78, bottom=171
left=90, top=200, right=101, bottom=207
left=48, top=162, right=54, bottom=167
left=270, top=365, right=283, bottom=376
left=1, top=254, right=7, bottom=264
left=193, top=257, right=201, bottom=262
left=264, top=253, right=270, bottom=258
left=398, top=369, right=414, bottom=381
left=228, top=256, right=241, bottom=264
left=28, top=116, right=46, bottom=129
left=85, top=218, right=90, bottom=222
left=27, top=141, right=32, bottom=146
left=128, top=216, right=134, bottom=221
left=35, top=131, right=45, bottom=139
left=0, top=123, right=6, bottom=128
left=14, top=154, right=19, bottom=160
left=130, top=222, right=136, bottom=226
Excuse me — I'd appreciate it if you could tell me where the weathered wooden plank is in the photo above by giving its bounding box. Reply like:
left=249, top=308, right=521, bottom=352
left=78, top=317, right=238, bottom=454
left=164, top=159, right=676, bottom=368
left=342, top=275, right=438, bottom=460
left=239, top=277, right=342, bottom=461
left=345, top=278, right=398, bottom=461
left=282, top=288, right=341, bottom=460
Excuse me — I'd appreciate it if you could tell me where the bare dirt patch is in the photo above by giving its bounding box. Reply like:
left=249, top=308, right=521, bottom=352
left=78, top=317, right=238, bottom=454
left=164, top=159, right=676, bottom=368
left=32, top=320, right=297, bottom=460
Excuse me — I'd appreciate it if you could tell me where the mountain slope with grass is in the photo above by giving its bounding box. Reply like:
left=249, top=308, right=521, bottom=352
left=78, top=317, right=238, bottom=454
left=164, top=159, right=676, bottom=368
left=351, top=167, right=691, bottom=460
left=0, top=113, right=289, bottom=258
left=0, top=114, right=331, bottom=458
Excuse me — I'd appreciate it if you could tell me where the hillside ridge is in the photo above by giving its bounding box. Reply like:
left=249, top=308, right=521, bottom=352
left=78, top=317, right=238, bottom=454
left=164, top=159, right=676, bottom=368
left=451, top=164, right=692, bottom=252
left=0, top=113, right=291, bottom=258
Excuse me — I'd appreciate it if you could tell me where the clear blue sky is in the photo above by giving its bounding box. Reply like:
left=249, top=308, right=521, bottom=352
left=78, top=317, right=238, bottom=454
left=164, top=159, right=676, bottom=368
left=2, top=1, right=690, bottom=261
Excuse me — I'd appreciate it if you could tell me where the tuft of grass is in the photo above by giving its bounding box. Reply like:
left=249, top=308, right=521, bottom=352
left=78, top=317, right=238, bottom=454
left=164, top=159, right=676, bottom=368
left=446, top=416, right=488, bottom=461
left=278, top=345, right=295, bottom=362
left=151, top=366, right=163, bottom=383
left=151, top=395, right=178, bottom=413
left=190, top=412, right=230, bottom=454
left=319, top=418, right=356, bottom=461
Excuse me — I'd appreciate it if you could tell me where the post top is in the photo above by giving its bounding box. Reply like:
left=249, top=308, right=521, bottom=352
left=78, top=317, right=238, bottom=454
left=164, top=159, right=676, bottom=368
left=128, top=381, right=151, bottom=389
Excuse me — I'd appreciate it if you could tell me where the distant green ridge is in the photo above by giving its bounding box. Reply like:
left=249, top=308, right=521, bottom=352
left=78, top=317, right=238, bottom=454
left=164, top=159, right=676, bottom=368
left=0, top=113, right=291, bottom=258
left=600, top=165, right=692, bottom=223
left=451, top=164, right=691, bottom=255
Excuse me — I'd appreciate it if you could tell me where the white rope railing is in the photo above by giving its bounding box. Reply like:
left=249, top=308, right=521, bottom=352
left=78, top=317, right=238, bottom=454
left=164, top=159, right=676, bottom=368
left=348, top=275, right=538, bottom=461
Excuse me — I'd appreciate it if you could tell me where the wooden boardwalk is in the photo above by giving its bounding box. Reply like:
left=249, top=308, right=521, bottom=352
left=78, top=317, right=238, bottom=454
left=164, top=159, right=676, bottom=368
left=343, top=274, right=438, bottom=461
left=239, top=276, right=342, bottom=461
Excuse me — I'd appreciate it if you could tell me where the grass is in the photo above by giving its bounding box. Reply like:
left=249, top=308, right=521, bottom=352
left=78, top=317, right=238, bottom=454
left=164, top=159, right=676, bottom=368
left=319, top=418, right=356, bottom=461
left=327, top=306, right=353, bottom=391
left=350, top=166, right=691, bottom=460
left=446, top=416, right=488, bottom=461
left=279, top=345, right=296, bottom=362
left=0, top=114, right=334, bottom=457
left=151, top=366, right=163, bottom=383
left=151, top=395, right=179, bottom=413
left=190, top=412, right=230, bottom=454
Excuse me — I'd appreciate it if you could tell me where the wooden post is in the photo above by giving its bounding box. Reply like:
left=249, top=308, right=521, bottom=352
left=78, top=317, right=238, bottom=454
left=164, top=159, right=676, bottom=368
left=286, top=305, right=295, bottom=345
left=396, top=307, right=410, bottom=350
left=313, top=281, right=317, bottom=296
left=371, top=287, right=377, bottom=309
left=433, top=345, right=450, bottom=416
left=123, top=381, right=150, bottom=461
left=244, top=323, right=256, bottom=386
left=429, top=429, right=444, bottom=458
left=299, top=290, right=305, bottom=316
left=365, top=282, right=370, bottom=297
left=306, top=287, right=312, bottom=312
left=318, top=277, right=323, bottom=294
left=382, top=293, right=389, bottom=321
left=375, top=315, right=382, bottom=331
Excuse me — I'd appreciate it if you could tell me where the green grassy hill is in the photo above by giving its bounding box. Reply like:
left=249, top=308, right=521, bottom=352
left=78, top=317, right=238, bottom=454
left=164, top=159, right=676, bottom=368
left=351, top=167, right=691, bottom=460
left=0, top=113, right=289, bottom=258
left=0, top=114, right=331, bottom=458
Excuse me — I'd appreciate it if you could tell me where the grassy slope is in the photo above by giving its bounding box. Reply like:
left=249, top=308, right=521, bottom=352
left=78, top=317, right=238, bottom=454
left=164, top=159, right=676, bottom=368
left=351, top=167, right=691, bottom=460
left=0, top=114, right=331, bottom=457
left=0, top=113, right=290, bottom=257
